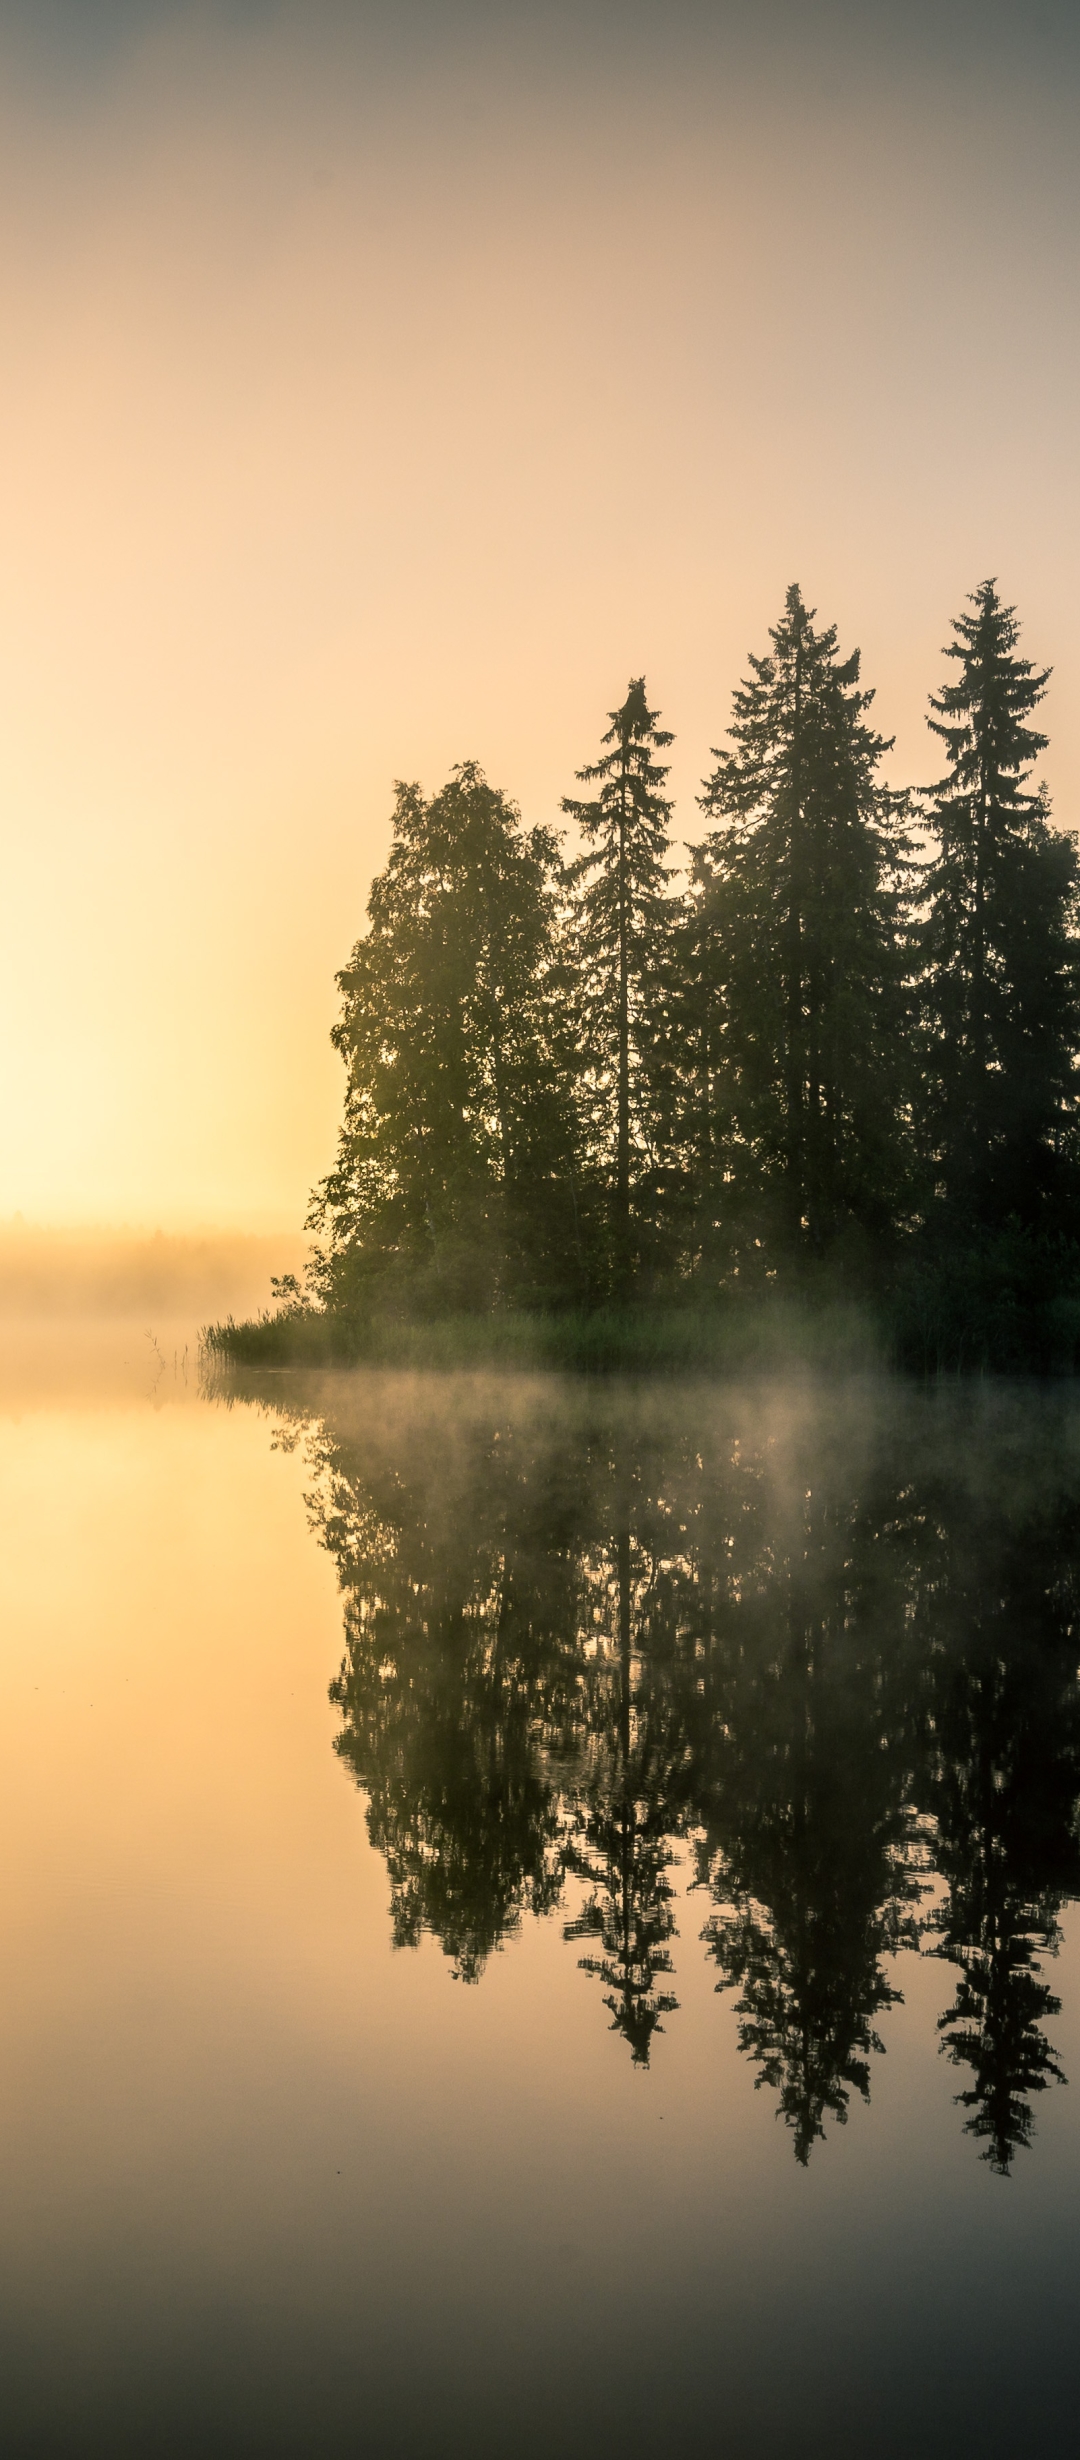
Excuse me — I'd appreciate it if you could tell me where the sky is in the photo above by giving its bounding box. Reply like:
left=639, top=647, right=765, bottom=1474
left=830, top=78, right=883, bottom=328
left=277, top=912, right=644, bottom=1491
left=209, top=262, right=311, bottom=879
left=1, top=0, right=1078, bottom=1229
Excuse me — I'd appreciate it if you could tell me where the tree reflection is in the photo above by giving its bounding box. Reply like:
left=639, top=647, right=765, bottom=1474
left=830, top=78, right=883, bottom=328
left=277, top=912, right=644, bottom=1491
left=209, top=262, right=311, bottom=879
left=313, top=1392, right=587, bottom=1979
left=913, top=1427, right=1080, bottom=2170
left=696, top=1464, right=926, bottom=2163
left=248, top=1372, right=1080, bottom=2166
left=562, top=1526, right=682, bottom=2065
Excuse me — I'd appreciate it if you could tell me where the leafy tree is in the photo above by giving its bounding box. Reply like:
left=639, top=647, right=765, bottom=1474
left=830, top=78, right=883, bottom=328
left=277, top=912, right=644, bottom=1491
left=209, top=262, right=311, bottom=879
left=921, top=580, right=1080, bottom=1230
left=309, top=763, right=583, bottom=1316
left=693, top=585, right=914, bottom=1268
left=562, top=679, right=675, bottom=1295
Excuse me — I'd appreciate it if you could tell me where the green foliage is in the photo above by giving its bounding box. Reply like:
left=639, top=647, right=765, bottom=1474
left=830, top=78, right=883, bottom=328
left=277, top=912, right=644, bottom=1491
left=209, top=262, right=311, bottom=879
left=308, top=762, right=586, bottom=1318
left=692, top=584, right=916, bottom=1269
left=921, top=579, right=1080, bottom=1231
left=890, top=1225, right=1080, bottom=1375
left=211, top=577, right=1080, bottom=1374
left=204, top=1289, right=884, bottom=1374
left=562, top=677, right=675, bottom=1295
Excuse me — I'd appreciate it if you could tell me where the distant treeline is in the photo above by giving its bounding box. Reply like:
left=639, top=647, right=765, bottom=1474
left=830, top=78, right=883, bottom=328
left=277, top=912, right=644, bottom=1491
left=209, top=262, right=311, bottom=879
left=218, top=579, right=1080, bottom=1369
left=0, top=1223, right=308, bottom=1321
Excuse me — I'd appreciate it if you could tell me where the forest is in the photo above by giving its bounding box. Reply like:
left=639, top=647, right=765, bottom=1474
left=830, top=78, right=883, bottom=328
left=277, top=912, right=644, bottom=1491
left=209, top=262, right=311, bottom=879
left=212, top=578, right=1080, bottom=1371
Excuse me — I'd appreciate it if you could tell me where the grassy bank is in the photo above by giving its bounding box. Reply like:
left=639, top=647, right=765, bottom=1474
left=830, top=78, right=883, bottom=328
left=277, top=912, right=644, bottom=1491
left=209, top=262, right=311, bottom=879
left=202, top=1293, right=886, bottom=1377
left=202, top=1230, right=1080, bottom=1379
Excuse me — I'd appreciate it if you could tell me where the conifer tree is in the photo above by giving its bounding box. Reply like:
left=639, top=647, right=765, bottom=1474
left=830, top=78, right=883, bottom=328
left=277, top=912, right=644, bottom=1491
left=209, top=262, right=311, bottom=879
left=693, top=586, right=913, bottom=1267
left=562, top=680, right=675, bottom=1296
left=922, top=581, right=1080, bottom=1230
left=309, top=763, right=582, bottom=1315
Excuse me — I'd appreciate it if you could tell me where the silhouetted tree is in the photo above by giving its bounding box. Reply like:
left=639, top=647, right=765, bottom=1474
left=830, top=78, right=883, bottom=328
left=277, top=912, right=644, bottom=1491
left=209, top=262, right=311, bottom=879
left=920, top=581, right=1080, bottom=1233
left=309, top=763, right=583, bottom=1317
left=693, top=586, right=914, bottom=1269
left=563, top=680, right=675, bottom=1295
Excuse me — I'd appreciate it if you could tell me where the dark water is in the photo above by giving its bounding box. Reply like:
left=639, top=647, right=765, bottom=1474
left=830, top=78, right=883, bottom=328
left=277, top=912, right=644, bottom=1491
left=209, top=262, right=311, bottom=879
left=4, top=1350, right=1080, bottom=2455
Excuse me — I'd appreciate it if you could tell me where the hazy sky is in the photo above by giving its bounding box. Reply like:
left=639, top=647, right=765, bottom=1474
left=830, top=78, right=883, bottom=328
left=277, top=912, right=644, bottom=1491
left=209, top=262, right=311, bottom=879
left=2, top=0, right=1078, bottom=1227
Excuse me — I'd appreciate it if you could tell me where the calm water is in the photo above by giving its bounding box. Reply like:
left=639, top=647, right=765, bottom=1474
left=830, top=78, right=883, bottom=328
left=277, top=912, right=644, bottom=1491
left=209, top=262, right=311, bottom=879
left=3, top=1334, right=1080, bottom=2457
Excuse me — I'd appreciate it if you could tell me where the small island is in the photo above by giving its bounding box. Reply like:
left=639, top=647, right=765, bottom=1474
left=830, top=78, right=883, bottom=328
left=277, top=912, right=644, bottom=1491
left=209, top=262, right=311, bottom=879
left=208, top=580, right=1080, bottom=1376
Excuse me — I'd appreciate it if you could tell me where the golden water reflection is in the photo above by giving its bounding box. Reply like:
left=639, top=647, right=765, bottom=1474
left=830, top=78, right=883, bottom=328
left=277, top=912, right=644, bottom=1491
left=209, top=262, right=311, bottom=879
left=5, top=1342, right=1080, bottom=2458
left=237, top=1368, right=1080, bottom=2175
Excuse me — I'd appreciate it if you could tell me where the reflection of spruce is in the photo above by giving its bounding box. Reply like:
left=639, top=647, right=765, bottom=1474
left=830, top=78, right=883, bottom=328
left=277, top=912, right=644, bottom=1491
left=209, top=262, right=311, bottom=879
left=935, top=1901, right=1064, bottom=2174
left=919, top=1487, right=1080, bottom=2171
left=704, top=1864, right=913, bottom=2167
left=264, top=1374, right=1080, bottom=2172
left=562, top=1530, right=681, bottom=2065
left=699, top=1473, right=924, bottom=2162
left=563, top=1809, right=679, bottom=2067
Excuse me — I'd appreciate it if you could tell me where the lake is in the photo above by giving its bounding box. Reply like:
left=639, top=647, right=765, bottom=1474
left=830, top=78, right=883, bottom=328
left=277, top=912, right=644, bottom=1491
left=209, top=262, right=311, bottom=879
left=3, top=1332, right=1079, bottom=2457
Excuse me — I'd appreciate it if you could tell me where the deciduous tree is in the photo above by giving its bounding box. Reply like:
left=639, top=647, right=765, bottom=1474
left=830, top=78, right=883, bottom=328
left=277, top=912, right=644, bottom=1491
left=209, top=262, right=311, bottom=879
left=310, top=762, right=582, bottom=1314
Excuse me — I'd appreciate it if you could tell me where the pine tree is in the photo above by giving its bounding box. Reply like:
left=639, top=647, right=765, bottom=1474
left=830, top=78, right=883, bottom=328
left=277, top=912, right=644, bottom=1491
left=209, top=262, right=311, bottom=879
left=562, top=679, right=675, bottom=1297
left=693, top=586, right=914, bottom=1270
left=310, top=762, right=582, bottom=1315
left=922, top=580, right=1080, bottom=1230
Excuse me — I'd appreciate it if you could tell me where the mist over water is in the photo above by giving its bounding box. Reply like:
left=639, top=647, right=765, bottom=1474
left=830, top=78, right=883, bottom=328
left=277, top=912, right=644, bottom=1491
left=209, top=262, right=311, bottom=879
left=0, top=1226, right=306, bottom=1405
left=249, top=1366, right=1080, bottom=2167
left=6, top=1334, right=1080, bottom=2456
left=0, top=1221, right=307, bottom=1320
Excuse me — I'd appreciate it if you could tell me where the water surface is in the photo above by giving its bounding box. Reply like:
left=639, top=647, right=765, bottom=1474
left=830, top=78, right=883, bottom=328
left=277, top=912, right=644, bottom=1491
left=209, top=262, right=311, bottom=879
left=3, top=1338, right=1080, bottom=2456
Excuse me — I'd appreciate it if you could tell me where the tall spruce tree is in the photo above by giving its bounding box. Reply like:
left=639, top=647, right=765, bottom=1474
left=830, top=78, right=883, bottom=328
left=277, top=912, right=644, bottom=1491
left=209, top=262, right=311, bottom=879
left=922, top=580, right=1080, bottom=1230
left=562, top=679, right=675, bottom=1296
left=693, top=585, right=913, bottom=1266
left=309, top=763, right=582, bottom=1314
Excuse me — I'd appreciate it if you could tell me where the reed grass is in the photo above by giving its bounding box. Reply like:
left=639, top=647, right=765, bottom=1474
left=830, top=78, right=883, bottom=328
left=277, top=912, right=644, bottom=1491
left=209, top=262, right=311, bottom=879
left=202, top=1293, right=885, bottom=1376
left=203, top=1227, right=1080, bottom=1380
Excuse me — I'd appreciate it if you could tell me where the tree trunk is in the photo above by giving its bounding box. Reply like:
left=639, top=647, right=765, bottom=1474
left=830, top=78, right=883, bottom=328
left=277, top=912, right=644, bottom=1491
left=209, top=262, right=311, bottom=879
left=785, top=631, right=806, bottom=1242
left=971, top=753, right=989, bottom=1184
left=617, top=767, right=632, bottom=1297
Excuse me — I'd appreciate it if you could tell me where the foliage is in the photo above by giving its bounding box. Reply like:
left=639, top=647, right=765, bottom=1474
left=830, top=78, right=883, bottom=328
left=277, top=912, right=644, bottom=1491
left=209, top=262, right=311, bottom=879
left=562, top=677, right=676, bottom=1295
left=691, top=583, right=916, bottom=1270
left=208, top=578, right=1080, bottom=1373
left=307, top=762, right=586, bottom=1319
left=921, top=579, right=1080, bottom=1232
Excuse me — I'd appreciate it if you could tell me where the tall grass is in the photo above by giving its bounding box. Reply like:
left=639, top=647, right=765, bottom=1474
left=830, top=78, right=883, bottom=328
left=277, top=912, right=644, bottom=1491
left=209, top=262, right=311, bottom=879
left=203, top=1225, right=1080, bottom=1380
left=202, top=1293, right=885, bottom=1376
